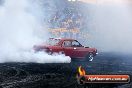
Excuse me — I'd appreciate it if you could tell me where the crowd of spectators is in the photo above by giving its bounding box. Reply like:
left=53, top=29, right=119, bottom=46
left=48, top=1, right=86, bottom=39
left=44, top=0, right=90, bottom=40
left=49, top=7, right=83, bottom=29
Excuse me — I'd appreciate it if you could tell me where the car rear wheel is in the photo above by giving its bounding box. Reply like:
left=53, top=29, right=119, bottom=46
left=48, top=51, right=53, bottom=55
left=85, top=53, right=94, bottom=61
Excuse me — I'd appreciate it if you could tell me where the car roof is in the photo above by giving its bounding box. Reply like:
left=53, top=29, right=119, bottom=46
left=49, top=38, right=75, bottom=41
left=61, top=38, right=75, bottom=41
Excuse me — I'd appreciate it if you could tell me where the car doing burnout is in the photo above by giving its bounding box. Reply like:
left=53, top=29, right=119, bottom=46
left=33, top=38, right=98, bottom=61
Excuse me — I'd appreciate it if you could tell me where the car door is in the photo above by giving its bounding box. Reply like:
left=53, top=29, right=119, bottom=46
left=71, top=40, right=86, bottom=58
left=62, top=40, right=73, bottom=57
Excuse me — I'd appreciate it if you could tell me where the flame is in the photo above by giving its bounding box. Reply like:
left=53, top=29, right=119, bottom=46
left=78, top=66, right=86, bottom=76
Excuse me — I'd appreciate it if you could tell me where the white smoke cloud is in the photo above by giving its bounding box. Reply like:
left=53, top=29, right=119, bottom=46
left=84, top=2, right=132, bottom=53
left=0, top=0, right=71, bottom=63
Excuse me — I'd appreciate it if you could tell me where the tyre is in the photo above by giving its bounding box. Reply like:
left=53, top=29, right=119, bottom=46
left=85, top=53, right=94, bottom=61
left=48, top=51, right=53, bottom=55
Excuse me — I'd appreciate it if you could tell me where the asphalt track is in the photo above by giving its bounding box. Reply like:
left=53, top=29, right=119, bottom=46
left=0, top=52, right=131, bottom=88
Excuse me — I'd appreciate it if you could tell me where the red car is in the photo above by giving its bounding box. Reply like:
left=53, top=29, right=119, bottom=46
left=34, top=38, right=98, bottom=61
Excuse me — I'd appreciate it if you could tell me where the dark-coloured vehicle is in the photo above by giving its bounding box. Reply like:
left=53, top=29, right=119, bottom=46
left=34, top=38, right=98, bottom=61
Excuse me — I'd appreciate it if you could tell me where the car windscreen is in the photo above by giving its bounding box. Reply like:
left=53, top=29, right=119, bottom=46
left=46, top=39, right=60, bottom=46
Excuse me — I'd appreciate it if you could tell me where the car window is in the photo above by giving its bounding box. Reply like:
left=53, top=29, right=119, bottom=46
left=63, top=41, right=71, bottom=47
left=72, top=40, right=82, bottom=47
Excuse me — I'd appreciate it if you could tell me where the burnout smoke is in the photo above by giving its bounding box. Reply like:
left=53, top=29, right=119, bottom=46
left=82, top=0, right=132, bottom=53
left=0, top=0, right=71, bottom=63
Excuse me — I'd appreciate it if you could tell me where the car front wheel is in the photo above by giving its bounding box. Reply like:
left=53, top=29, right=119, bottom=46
left=85, top=53, right=94, bottom=61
